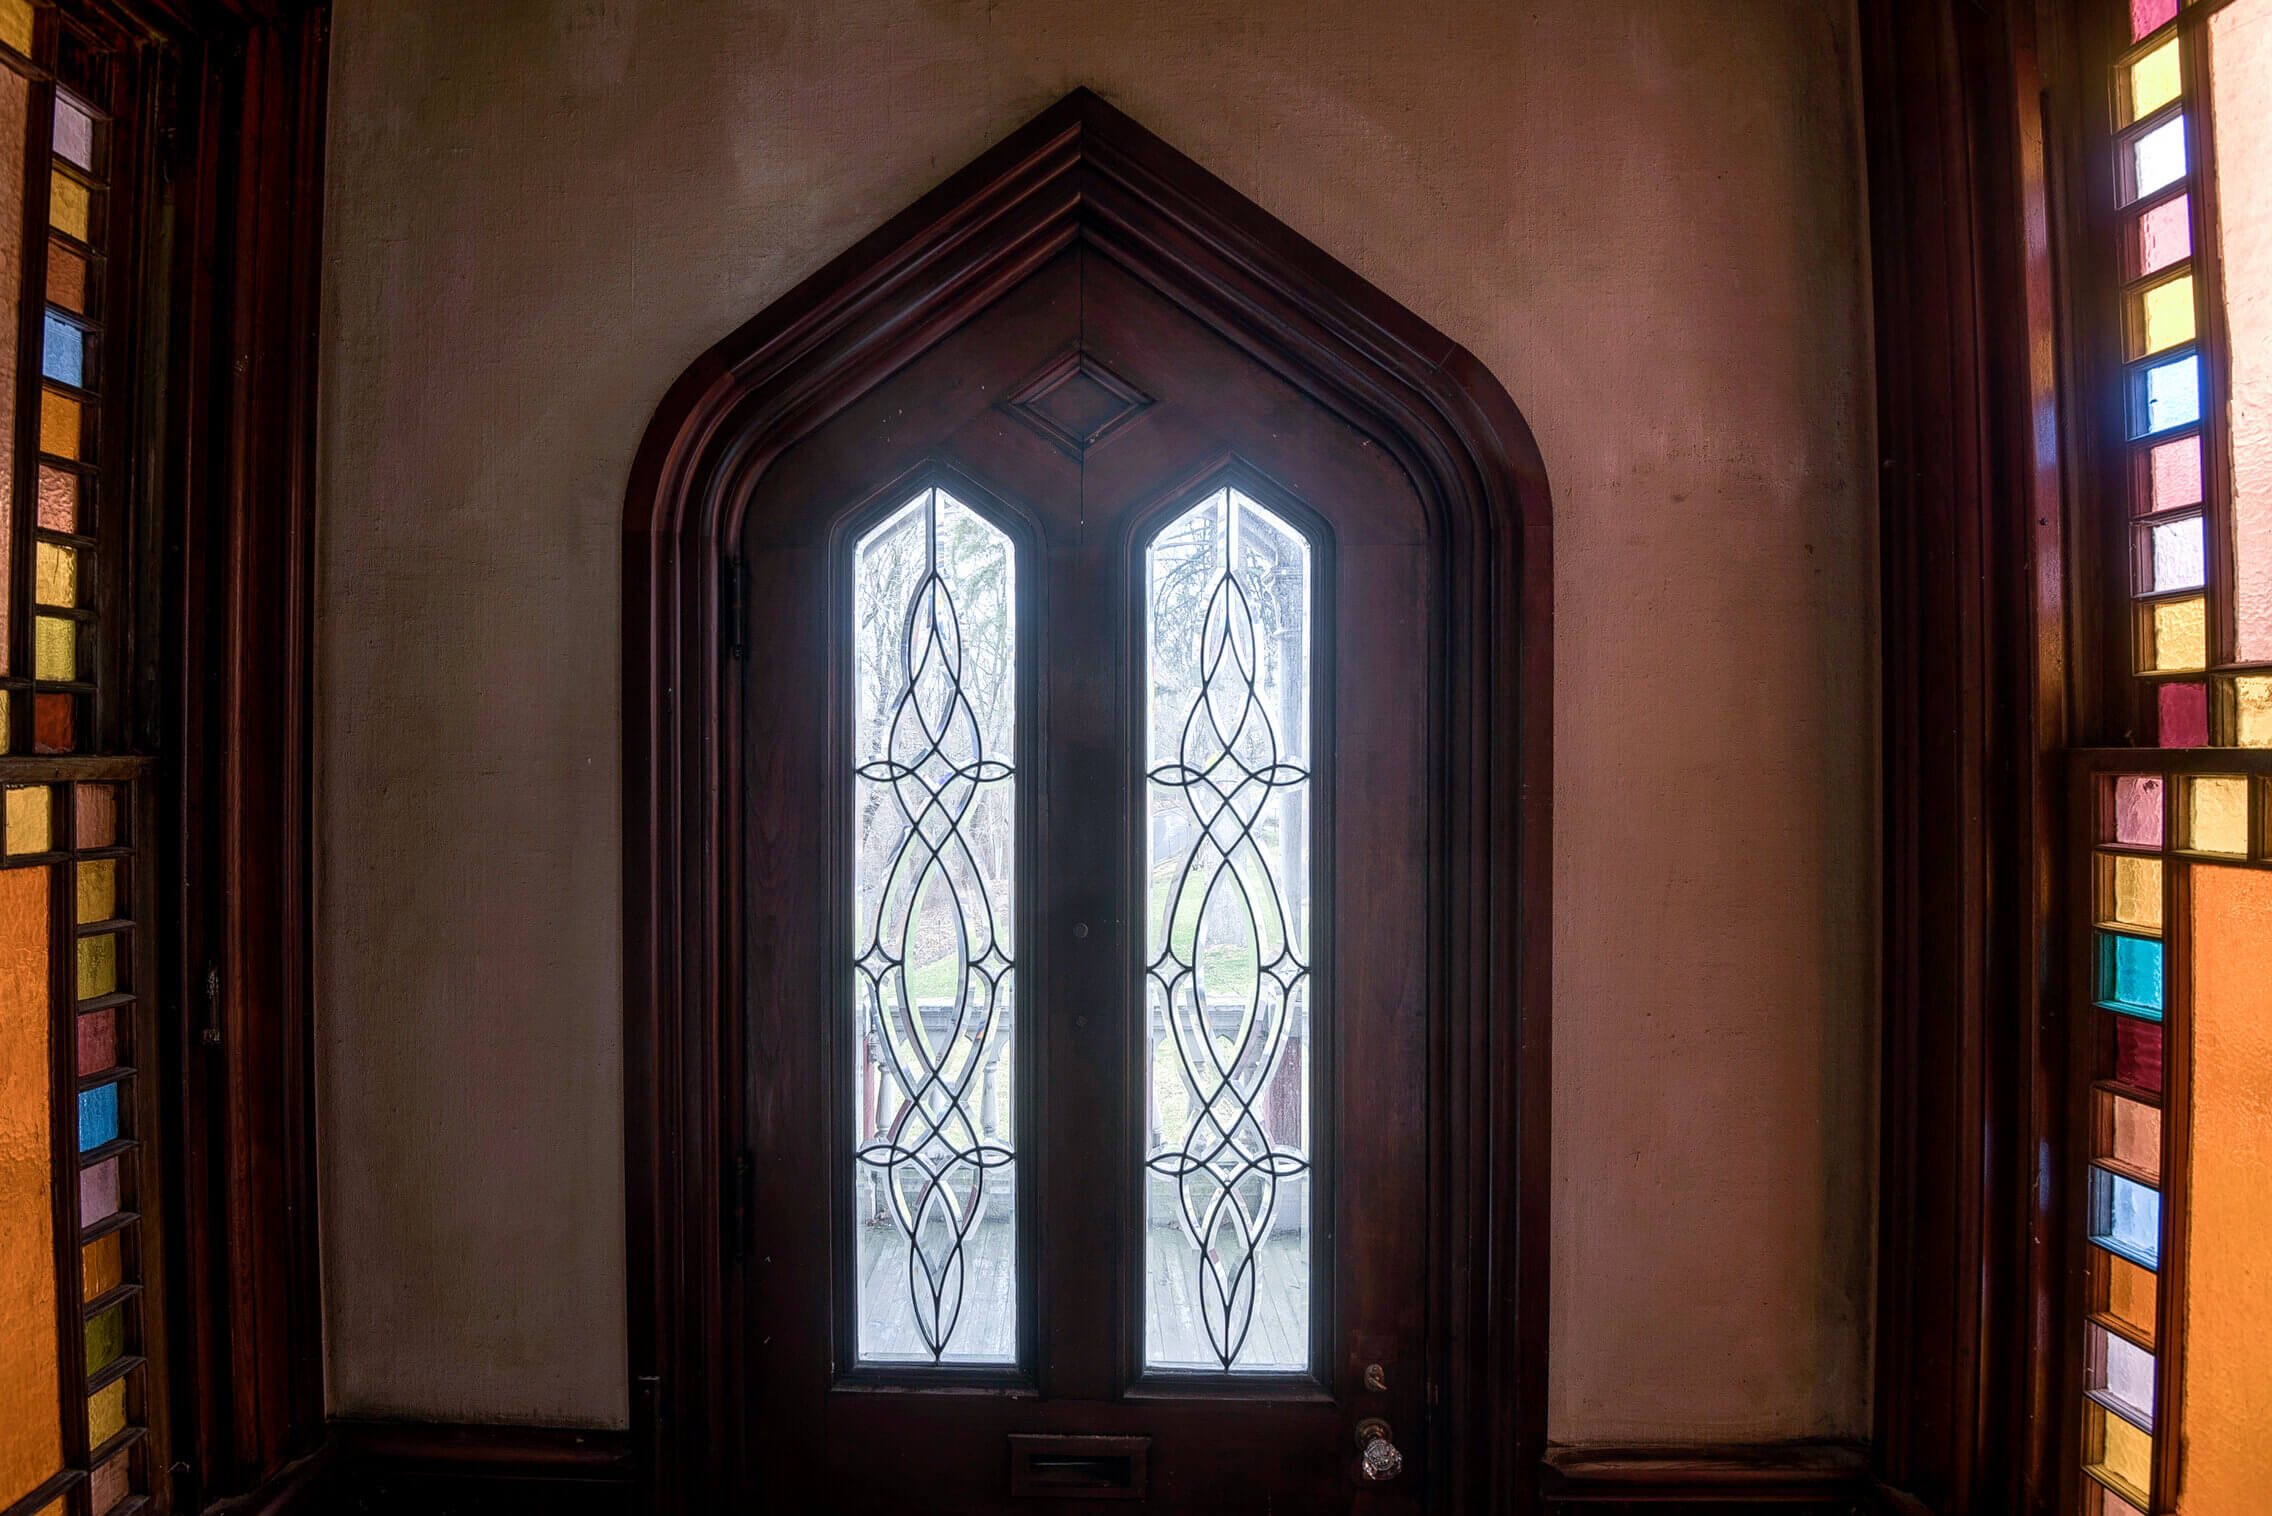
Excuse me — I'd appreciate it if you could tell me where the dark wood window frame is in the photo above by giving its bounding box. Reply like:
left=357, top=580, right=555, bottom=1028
left=621, top=90, right=1554, bottom=1514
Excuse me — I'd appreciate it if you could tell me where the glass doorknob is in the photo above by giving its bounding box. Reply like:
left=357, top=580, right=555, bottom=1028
left=1355, top=1418, right=1404, bottom=1482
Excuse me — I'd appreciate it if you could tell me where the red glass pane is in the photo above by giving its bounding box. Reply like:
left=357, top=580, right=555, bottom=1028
left=2147, top=435, right=2204, bottom=513
left=31, top=694, right=69, bottom=755
left=2136, top=194, right=2192, bottom=278
left=2134, top=0, right=2179, bottom=41
left=2159, top=681, right=2210, bottom=746
left=75, top=1009, right=113, bottom=1076
left=74, top=784, right=113, bottom=848
left=2115, top=1013, right=2165, bottom=1095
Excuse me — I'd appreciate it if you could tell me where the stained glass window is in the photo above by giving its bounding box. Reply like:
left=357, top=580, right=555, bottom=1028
left=0, top=12, right=158, bottom=1515
left=2075, top=5, right=2272, bottom=1509
left=1142, top=485, right=1314, bottom=1373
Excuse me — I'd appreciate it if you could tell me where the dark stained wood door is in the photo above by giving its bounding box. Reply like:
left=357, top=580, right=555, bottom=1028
left=737, top=240, right=1435, bottom=1512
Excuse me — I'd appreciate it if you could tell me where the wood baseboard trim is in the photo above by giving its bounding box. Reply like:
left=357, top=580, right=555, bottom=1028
left=1542, top=1441, right=1878, bottom=1512
left=233, top=1421, right=636, bottom=1515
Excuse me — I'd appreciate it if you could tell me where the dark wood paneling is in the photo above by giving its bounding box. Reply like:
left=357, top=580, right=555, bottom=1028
left=1540, top=1442, right=1877, bottom=1514
left=624, top=88, right=1552, bottom=1514
left=219, top=1424, right=635, bottom=1516
left=1856, top=2, right=2075, bottom=1511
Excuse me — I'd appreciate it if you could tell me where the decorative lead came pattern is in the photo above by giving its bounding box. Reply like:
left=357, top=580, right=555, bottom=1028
left=851, top=487, right=1017, bottom=1365
left=1144, top=486, right=1314, bottom=1372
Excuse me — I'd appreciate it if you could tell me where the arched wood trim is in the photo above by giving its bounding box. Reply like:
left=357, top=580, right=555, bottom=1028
left=622, top=88, right=1552, bottom=1513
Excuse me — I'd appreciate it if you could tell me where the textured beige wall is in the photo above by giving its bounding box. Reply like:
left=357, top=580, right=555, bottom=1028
left=317, top=0, right=1878, bottom=1440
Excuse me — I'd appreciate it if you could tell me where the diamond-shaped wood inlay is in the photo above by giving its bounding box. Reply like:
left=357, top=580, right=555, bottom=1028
left=1002, top=349, right=1151, bottom=455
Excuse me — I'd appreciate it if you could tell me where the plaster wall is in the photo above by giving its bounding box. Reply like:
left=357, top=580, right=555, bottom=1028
left=317, top=0, right=1879, bottom=1442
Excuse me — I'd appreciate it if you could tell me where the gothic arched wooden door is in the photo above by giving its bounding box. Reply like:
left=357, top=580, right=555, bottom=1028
left=626, top=91, right=1552, bottom=1515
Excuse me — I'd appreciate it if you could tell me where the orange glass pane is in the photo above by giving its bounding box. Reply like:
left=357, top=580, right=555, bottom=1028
left=45, top=246, right=84, bottom=315
left=38, top=390, right=77, bottom=461
left=76, top=860, right=113, bottom=924
left=81, top=1233, right=120, bottom=1301
left=36, top=467, right=75, bottom=533
left=0, top=0, right=28, bottom=55
left=2181, top=865, right=2272, bottom=1507
left=2184, top=775, right=2250, bottom=856
left=0, top=867, right=58, bottom=1508
left=75, top=785, right=114, bottom=848
left=2214, top=2, right=2272, bottom=660
left=2099, top=852, right=2163, bottom=931
left=2097, top=1248, right=2158, bottom=1347
left=48, top=171, right=87, bottom=243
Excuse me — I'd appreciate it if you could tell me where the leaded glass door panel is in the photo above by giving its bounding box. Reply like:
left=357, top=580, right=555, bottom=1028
left=736, top=242, right=1434, bottom=1512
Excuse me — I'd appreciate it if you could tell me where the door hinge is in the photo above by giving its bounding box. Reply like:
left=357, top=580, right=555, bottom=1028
left=199, top=963, right=222, bottom=1047
left=729, top=1150, right=754, bottom=1261
left=723, top=556, right=746, bottom=661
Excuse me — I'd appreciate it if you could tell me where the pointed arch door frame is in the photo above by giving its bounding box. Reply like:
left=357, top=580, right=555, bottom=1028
left=623, top=89, right=1553, bottom=1512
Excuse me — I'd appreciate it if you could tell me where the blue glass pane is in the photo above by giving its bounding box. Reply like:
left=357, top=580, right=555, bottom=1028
left=2091, top=1165, right=2161, bottom=1269
left=2131, top=114, right=2187, bottom=202
left=2136, top=354, right=2202, bottom=437
left=78, top=1080, right=117, bottom=1150
left=41, top=311, right=83, bottom=388
left=2098, top=931, right=2165, bottom=1017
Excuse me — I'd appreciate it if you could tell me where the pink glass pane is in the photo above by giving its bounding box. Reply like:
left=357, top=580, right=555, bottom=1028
left=2160, top=681, right=2210, bottom=746
left=2147, top=436, right=2204, bottom=513
left=79, top=1156, right=117, bottom=1225
left=2115, top=1014, right=2164, bottom=1095
left=2212, top=4, right=2272, bottom=659
left=2137, top=194, right=2192, bottom=278
left=2113, top=775, right=2165, bottom=847
left=2135, top=0, right=2179, bottom=40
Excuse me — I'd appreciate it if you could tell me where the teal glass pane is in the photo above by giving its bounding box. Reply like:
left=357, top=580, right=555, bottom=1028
left=2097, top=931, right=2165, bottom=1018
left=2136, top=353, right=2202, bottom=436
left=2090, top=1165, right=2161, bottom=1269
left=78, top=1079, right=117, bottom=1149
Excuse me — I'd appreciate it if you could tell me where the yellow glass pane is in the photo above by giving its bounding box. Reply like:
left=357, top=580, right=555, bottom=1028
left=49, top=171, right=87, bottom=243
left=2153, top=596, right=2206, bottom=670
left=85, top=1375, right=124, bottom=1448
left=2137, top=273, right=2195, bottom=356
left=77, top=932, right=114, bottom=1001
left=2130, top=37, right=2182, bottom=123
left=0, top=867, right=57, bottom=1508
left=76, top=860, right=113, bottom=924
left=5, top=787, right=46, bottom=855
left=2102, top=852, right=2163, bottom=930
left=2186, top=775, right=2250, bottom=856
left=2087, top=1403, right=2153, bottom=1503
left=2241, top=675, right=2272, bottom=747
left=33, top=617, right=72, bottom=681
left=2182, top=865, right=2272, bottom=1508
left=0, top=0, right=29, bottom=56
left=33, top=543, right=72, bottom=608
left=82, top=1232, right=120, bottom=1301
left=0, top=695, right=10, bottom=756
